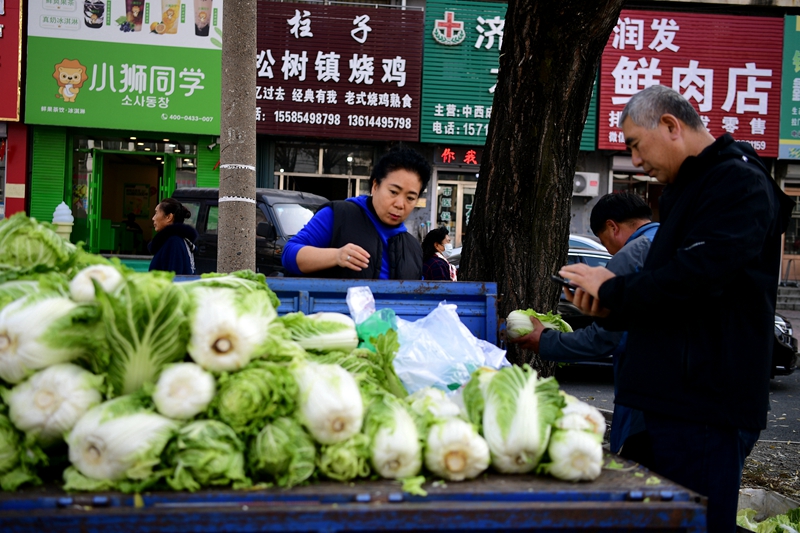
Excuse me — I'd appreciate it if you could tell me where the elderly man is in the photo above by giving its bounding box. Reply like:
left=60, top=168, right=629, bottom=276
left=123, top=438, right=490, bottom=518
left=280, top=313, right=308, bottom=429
left=561, top=85, right=793, bottom=533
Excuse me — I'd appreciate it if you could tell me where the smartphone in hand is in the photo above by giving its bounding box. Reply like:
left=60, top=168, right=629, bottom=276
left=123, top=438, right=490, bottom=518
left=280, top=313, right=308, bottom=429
left=550, top=274, right=576, bottom=292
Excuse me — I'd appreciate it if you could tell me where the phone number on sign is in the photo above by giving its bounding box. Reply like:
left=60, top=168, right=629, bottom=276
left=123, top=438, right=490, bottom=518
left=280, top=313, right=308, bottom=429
left=274, top=111, right=341, bottom=125
left=161, top=114, right=215, bottom=122
left=742, top=140, right=767, bottom=151
left=348, top=115, right=412, bottom=129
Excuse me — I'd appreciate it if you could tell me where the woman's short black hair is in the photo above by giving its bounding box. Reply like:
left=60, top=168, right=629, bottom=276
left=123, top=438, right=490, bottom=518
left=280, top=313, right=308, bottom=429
left=158, top=198, right=192, bottom=225
left=422, top=226, right=449, bottom=262
left=589, top=191, right=652, bottom=236
left=370, top=146, right=431, bottom=193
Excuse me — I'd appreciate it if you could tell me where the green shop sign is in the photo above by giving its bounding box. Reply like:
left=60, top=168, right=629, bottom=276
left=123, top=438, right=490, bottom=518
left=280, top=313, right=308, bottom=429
left=421, top=0, right=596, bottom=149
left=781, top=16, right=800, bottom=159
left=25, top=0, right=223, bottom=135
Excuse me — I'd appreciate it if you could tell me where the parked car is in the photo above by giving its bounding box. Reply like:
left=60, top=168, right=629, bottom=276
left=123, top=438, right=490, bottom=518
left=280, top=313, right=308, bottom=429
left=171, top=188, right=328, bottom=276
left=556, top=249, right=798, bottom=377
left=569, top=234, right=608, bottom=252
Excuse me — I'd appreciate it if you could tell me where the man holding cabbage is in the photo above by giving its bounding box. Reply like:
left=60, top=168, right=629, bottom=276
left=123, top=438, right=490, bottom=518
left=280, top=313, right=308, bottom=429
left=510, top=191, right=658, bottom=465
left=560, top=85, right=794, bottom=533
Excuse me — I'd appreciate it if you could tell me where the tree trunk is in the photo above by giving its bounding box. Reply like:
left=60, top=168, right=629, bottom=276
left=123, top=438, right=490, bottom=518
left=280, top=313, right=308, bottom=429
left=460, top=0, right=624, bottom=372
left=218, top=0, right=257, bottom=274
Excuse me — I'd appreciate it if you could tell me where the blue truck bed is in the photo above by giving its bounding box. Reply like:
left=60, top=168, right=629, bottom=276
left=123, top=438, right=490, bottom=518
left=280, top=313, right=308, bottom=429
left=263, top=277, right=499, bottom=346
left=0, top=460, right=706, bottom=532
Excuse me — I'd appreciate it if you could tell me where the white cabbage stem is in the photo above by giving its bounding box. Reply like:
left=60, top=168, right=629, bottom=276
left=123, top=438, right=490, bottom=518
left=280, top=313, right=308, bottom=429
left=5, top=363, right=103, bottom=446
left=0, top=296, right=84, bottom=384
left=293, top=362, right=363, bottom=445
left=69, top=265, right=124, bottom=302
left=153, top=363, right=215, bottom=420
left=424, top=418, right=490, bottom=481
left=187, top=288, right=272, bottom=372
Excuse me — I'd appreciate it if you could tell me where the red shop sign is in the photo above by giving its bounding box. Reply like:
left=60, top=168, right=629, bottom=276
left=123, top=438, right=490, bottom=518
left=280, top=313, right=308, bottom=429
left=0, top=0, right=23, bottom=121
left=256, top=2, right=424, bottom=141
left=598, top=10, right=783, bottom=157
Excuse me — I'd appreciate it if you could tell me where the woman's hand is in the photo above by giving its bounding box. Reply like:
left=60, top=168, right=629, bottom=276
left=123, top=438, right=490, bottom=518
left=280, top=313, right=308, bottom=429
left=338, top=244, right=370, bottom=271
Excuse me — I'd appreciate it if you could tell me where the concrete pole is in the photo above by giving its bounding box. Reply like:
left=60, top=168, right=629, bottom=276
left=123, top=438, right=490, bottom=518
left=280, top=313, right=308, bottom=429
left=218, top=0, right=256, bottom=273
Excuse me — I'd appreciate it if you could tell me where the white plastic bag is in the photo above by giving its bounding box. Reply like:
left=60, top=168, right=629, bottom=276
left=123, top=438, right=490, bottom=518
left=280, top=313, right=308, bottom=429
left=393, top=302, right=509, bottom=394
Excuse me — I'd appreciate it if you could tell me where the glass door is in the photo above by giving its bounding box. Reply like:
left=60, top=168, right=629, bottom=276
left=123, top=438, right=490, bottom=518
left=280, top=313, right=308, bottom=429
left=460, top=186, right=476, bottom=248
left=86, top=150, right=103, bottom=253
left=436, top=182, right=476, bottom=248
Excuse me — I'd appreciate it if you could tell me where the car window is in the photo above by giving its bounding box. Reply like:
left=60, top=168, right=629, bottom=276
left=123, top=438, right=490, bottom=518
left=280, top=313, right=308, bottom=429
left=181, top=201, right=201, bottom=229
left=582, top=255, right=610, bottom=268
left=274, top=203, right=320, bottom=237
left=206, top=206, right=219, bottom=235
left=256, top=208, right=268, bottom=240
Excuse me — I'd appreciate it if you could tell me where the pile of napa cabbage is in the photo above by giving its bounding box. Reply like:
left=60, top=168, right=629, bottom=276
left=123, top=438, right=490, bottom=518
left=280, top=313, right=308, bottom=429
left=0, top=213, right=608, bottom=494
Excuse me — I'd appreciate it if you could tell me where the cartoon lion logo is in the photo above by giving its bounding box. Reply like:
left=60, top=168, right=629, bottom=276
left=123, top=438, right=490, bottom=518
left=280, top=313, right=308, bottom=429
left=53, top=59, right=89, bottom=103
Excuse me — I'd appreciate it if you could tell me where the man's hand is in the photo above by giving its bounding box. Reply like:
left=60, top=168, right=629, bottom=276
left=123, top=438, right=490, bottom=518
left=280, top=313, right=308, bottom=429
left=559, top=264, right=615, bottom=317
left=508, top=316, right=546, bottom=352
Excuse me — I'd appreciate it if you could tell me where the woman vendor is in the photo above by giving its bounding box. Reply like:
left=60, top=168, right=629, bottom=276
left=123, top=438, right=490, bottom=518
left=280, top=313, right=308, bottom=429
left=282, top=147, right=431, bottom=280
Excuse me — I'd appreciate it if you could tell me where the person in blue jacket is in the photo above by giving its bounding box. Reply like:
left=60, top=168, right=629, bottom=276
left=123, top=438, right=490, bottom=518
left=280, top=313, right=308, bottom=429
left=282, top=146, right=431, bottom=280
left=149, top=197, right=198, bottom=275
left=510, top=191, right=659, bottom=464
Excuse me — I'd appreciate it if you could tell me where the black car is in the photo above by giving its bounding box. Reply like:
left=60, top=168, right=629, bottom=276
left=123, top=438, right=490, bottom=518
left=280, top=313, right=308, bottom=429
left=172, top=188, right=328, bottom=276
left=556, top=249, right=798, bottom=377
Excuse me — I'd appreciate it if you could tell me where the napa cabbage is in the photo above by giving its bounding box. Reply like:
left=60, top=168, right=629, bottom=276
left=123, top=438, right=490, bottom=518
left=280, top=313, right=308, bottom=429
left=2, top=363, right=104, bottom=447
left=506, top=309, right=573, bottom=340
left=64, top=394, right=179, bottom=492
left=94, top=271, right=190, bottom=396
left=292, top=360, right=364, bottom=445
left=208, top=361, right=298, bottom=436
left=0, top=412, right=47, bottom=491
left=248, top=416, right=316, bottom=488
left=0, top=213, right=77, bottom=283
left=185, top=287, right=276, bottom=372
left=0, top=293, right=105, bottom=384
left=424, top=417, right=490, bottom=481
left=165, top=419, right=250, bottom=492
left=463, top=364, right=564, bottom=473
left=281, top=312, right=359, bottom=353
left=152, top=363, right=216, bottom=420
left=317, top=433, right=371, bottom=481
left=363, top=393, right=421, bottom=479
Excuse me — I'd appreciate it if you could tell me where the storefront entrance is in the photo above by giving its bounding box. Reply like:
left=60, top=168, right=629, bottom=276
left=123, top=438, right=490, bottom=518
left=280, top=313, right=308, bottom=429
left=72, top=136, right=197, bottom=253
left=435, top=172, right=477, bottom=247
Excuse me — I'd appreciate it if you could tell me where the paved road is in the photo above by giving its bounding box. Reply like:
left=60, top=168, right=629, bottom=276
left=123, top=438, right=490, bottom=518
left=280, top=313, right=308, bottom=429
left=557, top=311, right=800, bottom=444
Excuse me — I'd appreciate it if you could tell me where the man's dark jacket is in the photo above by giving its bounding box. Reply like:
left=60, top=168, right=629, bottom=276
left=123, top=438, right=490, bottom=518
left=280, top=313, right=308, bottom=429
left=598, top=134, right=793, bottom=430
left=318, top=201, right=422, bottom=280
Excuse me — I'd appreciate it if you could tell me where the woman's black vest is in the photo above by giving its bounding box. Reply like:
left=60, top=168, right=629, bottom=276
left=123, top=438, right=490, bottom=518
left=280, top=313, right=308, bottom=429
left=317, top=201, right=422, bottom=280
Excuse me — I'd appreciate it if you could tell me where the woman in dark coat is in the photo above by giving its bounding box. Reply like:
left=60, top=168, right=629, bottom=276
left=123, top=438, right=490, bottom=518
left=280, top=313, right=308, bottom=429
left=149, top=198, right=198, bottom=275
left=421, top=227, right=457, bottom=281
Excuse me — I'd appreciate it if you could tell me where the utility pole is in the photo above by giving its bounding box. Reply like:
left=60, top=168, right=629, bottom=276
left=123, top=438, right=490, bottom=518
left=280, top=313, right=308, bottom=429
left=218, top=0, right=257, bottom=273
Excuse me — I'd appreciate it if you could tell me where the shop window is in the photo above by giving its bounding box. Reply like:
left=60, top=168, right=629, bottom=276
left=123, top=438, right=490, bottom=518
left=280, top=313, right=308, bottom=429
left=783, top=194, right=800, bottom=256
left=274, top=144, right=319, bottom=174
left=274, top=143, right=375, bottom=201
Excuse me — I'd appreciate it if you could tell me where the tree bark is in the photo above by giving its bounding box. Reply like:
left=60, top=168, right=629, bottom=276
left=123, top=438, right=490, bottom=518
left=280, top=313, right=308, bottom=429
left=218, top=0, right=257, bottom=273
left=460, top=0, right=624, bottom=372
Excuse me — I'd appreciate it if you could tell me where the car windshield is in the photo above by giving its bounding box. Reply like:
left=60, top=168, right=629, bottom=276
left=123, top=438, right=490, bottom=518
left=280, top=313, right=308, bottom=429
left=273, top=203, right=319, bottom=237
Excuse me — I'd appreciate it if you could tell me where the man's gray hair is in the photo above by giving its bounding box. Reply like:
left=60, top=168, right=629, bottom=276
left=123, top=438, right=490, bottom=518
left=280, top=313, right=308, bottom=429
left=620, top=85, right=705, bottom=131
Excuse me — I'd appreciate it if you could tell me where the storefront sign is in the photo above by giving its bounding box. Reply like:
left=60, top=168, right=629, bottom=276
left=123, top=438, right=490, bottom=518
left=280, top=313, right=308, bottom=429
left=25, top=0, right=223, bottom=135
left=255, top=2, right=423, bottom=141
left=434, top=145, right=482, bottom=167
left=0, top=0, right=23, bottom=121
left=420, top=0, right=504, bottom=145
left=780, top=16, right=800, bottom=160
left=599, top=10, right=783, bottom=157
